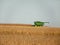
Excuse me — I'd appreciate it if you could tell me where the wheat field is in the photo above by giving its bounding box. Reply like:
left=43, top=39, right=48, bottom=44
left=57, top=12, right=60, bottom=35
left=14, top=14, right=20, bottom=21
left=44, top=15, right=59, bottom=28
left=0, top=24, right=60, bottom=45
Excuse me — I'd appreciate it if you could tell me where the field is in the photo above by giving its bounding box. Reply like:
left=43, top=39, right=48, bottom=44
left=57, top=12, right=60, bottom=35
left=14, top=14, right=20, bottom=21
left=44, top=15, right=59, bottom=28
left=0, top=24, right=60, bottom=45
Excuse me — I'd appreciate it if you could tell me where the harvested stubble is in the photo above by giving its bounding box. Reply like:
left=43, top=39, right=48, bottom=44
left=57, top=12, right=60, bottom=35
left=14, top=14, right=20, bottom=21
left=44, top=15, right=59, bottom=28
left=0, top=24, right=60, bottom=45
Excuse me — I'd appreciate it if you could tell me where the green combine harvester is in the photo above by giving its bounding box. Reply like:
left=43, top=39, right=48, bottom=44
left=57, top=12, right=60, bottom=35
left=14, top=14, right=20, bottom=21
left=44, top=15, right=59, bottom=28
left=34, top=21, right=49, bottom=26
